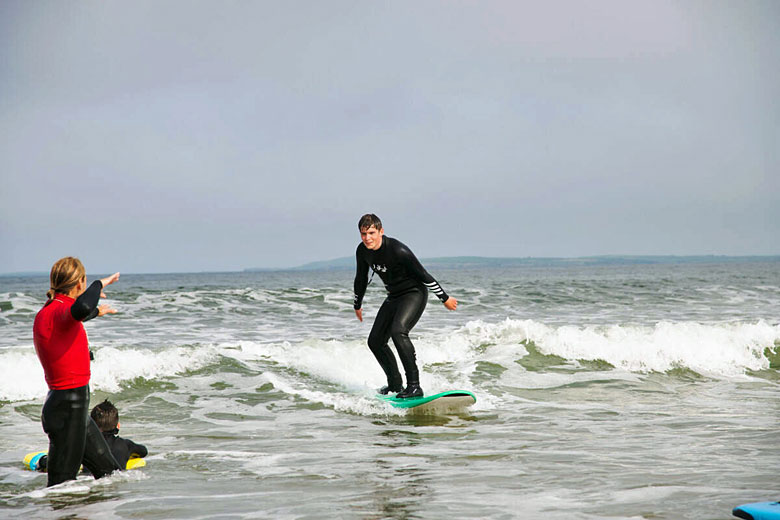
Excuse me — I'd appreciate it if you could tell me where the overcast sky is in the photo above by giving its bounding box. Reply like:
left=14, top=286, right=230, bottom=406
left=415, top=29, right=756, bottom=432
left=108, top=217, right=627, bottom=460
left=1, top=1, right=778, bottom=273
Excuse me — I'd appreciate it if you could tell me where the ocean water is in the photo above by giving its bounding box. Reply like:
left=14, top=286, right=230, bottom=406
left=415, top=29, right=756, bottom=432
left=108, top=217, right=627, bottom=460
left=0, top=261, right=778, bottom=519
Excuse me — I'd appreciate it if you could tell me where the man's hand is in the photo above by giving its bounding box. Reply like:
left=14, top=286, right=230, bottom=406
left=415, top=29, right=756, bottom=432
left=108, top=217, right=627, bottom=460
left=443, top=297, right=458, bottom=311
left=355, top=308, right=363, bottom=322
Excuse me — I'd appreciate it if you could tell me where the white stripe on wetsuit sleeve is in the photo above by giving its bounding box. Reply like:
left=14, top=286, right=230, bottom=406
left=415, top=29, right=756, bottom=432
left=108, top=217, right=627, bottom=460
left=424, top=281, right=445, bottom=296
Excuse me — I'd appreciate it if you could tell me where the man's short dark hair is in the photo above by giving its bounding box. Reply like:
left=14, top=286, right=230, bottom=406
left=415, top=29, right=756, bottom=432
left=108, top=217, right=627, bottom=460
left=91, top=399, right=119, bottom=432
left=358, top=214, right=382, bottom=231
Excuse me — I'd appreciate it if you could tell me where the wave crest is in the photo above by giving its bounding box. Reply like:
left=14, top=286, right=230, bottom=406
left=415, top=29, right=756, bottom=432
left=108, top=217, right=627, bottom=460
left=456, top=318, right=780, bottom=376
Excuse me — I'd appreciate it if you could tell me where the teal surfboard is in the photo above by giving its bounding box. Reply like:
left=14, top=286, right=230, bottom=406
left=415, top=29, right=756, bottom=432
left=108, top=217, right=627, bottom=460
left=733, top=501, right=780, bottom=520
left=377, top=390, right=476, bottom=413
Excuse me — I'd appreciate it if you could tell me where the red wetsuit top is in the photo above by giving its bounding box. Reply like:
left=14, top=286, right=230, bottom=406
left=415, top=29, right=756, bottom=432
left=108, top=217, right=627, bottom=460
left=33, top=281, right=102, bottom=390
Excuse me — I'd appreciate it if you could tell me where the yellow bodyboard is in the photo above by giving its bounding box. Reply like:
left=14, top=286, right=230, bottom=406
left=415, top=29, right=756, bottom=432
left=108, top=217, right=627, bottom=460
left=126, top=457, right=146, bottom=469
left=23, top=451, right=146, bottom=471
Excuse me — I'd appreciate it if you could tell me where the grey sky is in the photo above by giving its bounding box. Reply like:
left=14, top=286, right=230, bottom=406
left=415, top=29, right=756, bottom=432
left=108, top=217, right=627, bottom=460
left=1, top=1, right=778, bottom=273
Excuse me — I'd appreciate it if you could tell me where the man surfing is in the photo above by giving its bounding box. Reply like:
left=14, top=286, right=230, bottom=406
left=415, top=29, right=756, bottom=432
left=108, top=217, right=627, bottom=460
left=353, top=214, right=457, bottom=398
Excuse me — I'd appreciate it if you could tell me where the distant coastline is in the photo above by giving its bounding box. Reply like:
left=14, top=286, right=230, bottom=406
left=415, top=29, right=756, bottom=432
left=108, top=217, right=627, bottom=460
left=0, top=271, right=48, bottom=278
left=245, top=255, right=780, bottom=272
left=2, top=255, right=778, bottom=277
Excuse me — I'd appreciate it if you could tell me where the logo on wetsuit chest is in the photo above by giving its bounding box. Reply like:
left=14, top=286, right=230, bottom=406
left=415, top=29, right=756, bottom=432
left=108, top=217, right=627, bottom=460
left=371, top=264, right=387, bottom=273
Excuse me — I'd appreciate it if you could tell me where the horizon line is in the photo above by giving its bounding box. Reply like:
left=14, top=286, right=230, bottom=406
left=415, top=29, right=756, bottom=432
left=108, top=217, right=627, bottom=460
left=3, top=253, right=779, bottom=277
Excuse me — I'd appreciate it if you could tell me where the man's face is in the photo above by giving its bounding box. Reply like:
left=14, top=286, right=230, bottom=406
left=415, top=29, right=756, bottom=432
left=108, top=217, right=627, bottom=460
left=360, top=225, right=384, bottom=250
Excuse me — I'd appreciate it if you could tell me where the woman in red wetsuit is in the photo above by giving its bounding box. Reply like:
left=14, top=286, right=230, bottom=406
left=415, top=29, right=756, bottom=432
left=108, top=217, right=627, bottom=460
left=33, top=257, right=123, bottom=486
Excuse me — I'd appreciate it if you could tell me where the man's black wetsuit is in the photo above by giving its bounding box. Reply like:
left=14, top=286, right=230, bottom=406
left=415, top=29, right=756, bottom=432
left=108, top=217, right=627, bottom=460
left=354, top=236, right=449, bottom=396
left=100, top=429, right=148, bottom=469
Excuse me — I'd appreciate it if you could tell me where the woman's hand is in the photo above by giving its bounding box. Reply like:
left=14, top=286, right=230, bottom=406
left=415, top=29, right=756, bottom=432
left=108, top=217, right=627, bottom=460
left=100, top=272, right=120, bottom=288
left=355, top=308, right=363, bottom=322
left=99, top=272, right=120, bottom=297
left=443, top=297, right=458, bottom=310
left=97, top=304, right=117, bottom=317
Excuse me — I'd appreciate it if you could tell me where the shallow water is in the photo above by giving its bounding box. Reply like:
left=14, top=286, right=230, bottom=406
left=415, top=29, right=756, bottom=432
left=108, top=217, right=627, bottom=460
left=1, top=262, right=778, bottom=519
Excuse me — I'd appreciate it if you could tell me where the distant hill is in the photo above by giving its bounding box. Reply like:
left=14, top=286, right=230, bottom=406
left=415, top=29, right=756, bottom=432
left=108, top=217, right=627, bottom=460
left=245, top=255, right=780, bottom=272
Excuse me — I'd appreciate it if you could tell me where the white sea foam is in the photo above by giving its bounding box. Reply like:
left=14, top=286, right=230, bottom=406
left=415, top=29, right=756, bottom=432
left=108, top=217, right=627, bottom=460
left=221, top=339, right=487, bottom=414
left=19, top=469, right=147, bottom=499
left=3, top=318, right=776, bottom=403
left=452, top=318, right=780, bottom=376
left=90, top=345, right=219, bottom=392
left=0, top=350, right=49, bottom=401
left=224, top=340, right=403, bottom=414
left=267, top=371, right=406, bottom=416
left=0, top=345, right=218, bottom=402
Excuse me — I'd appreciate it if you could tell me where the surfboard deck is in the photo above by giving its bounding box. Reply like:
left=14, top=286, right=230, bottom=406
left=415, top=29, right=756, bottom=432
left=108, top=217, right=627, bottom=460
left=23, top=451, right=146, bottom=471
left=377, top=390, right=476, bottom=414
left=733, top=501, right=780, bottom=520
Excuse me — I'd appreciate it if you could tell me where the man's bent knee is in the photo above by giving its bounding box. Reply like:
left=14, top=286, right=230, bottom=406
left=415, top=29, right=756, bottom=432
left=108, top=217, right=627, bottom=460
left=367, top=335, right=386, bottom=353
left=390, top=329, right=411, bottom=345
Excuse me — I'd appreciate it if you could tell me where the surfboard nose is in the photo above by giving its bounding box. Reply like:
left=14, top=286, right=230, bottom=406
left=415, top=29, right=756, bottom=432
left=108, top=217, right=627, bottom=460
left=733, top=501, right=780, bottom=520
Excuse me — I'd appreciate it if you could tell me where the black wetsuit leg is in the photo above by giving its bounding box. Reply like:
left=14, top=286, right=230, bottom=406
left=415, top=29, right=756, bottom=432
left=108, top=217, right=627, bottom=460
left=368, top=300, right=403, bottom=389
left=42, top=386, right=89, bottom=486
left=368, top=286, right=427, bottom=387
left=42, top=385, right=122, bottom=486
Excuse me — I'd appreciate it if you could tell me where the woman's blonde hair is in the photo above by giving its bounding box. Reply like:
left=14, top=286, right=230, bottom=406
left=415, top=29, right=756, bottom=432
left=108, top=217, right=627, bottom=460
left=47, top=256, right=86, bottom=301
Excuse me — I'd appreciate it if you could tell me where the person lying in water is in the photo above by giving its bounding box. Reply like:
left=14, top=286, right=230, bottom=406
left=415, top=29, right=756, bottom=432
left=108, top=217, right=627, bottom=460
left=90, top=399, right=148, bottom=469
left=35, top=399, right=148, bottom=472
